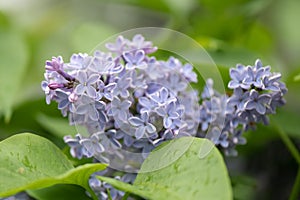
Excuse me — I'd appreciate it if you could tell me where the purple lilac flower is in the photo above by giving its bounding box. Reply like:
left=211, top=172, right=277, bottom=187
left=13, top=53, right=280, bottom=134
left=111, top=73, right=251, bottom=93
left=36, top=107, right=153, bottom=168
left=74, top=71, right=99, bottom=98
left=147, top=87, right=175, bottom=106
left=245, top=90, right=271, bottom=115
left=42, top=34, right=287, bottom=199
left=64, top=134, right=85, bottom=159
left=112, top=77, right=131, bottom=98
left=105, top=35, right=128, bottom=55
left=227, top=88, right=249, bottom=112
left=181, top=63, right=198, bottom=83
left=101, top=129, right=122, bottom=150
left=155, top=101, right=183, bottom=129
left=123, top=50, right=147, bottom=70
left=45, top=56, right=64, bottom=71
left=162, top=73, right=187, bottom=95
left=66, top=53, right=89, bottom=70
left=228, top=64, right=251, bottom=89
left=72, top=95, right=102, bottom=122
left=128, top=34, right=157, bottom=54
left=108, top=97, right=131, bottom=123
left=128, top=112, right=156, bottom=139
left=80, top=133, right=105, bottom=158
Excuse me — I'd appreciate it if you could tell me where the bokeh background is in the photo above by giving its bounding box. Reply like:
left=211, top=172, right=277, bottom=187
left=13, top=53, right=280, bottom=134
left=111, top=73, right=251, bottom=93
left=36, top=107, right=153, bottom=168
left=0, top=0, right=300, bottom=199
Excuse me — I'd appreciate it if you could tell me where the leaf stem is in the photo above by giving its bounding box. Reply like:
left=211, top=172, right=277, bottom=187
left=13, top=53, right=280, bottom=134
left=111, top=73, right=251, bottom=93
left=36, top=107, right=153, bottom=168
left=289, top=167, right=300, bottom=200
left=86, top=187, right=98, bottom=200
left=275, top=124, right=300, bottom=165
left=274, top=122, right=300, bottom=200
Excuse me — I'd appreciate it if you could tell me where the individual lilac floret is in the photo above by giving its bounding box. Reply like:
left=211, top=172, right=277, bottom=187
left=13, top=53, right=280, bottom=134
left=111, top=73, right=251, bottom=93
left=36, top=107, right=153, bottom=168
left=105, top=35, right=128, bottom=55
left=227, top=88, right=249, bottom=112
left=147, top=87, right=176, bottom=106
left=245, top=90, right=271, bottom=115
left=46, top=56, right=74, bottom=81
left=181, top=63, right=198, bottom=83
left=128, top=112, right=156, bottom=139
left=74, top=71, right=99, bottom=98
left=128, top=34, right=158, bottom=54
left=123, top=50, right=147, bottom=70
left=64, top=134, right=85, bottom=159
left=79, top=133, right=105, bottom=158
left=66, top=53, right=89, bottom=70
left=198, top=105, right=213, bottom=131
left=45, top=56, right=64, bottom=71
left=228, top=64, right=251, bottom=89
left=111, top=77, right=131, bottom=98
left=108, top=97, right=131, bottom=123
left=155, top=101, right=183, bottom=129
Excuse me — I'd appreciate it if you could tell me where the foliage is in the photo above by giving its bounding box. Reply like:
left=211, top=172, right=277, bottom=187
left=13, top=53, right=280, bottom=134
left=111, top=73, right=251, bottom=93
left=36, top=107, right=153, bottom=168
left=99, top=137, right=232, bottom=200
left=0, top=0, right=299, bottom=199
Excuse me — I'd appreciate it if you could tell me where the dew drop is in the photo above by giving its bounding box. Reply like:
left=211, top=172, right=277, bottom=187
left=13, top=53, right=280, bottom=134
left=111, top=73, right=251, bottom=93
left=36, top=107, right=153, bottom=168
left=17, top=167, right=25, bottom=174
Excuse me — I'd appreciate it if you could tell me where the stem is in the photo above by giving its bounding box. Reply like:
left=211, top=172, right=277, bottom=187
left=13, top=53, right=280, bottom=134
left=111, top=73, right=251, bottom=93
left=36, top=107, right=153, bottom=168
left=122, top=192, right=130, bottom=200
left=273, top=122, right=300, bottom=200
left=275, top=124, right=300, bottom=165
left=86, top=187, right=98, bottom=200
left=289, top=168, right=300, bottom=200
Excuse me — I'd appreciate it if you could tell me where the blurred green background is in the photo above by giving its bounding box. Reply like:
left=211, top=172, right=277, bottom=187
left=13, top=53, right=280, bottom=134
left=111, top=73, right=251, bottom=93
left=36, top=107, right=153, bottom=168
left=0, top=0, right=300, bottom=199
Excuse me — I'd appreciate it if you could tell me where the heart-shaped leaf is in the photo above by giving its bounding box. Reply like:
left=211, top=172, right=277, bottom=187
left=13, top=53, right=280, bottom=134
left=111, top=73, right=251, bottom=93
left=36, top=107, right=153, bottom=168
left=98, top=137, right=232, bottom=200
left=0, top=133, right=106, bottom=199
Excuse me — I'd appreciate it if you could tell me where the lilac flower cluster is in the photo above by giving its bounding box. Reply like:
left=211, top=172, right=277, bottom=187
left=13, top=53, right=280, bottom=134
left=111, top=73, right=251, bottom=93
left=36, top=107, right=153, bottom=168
left=42, top=34, right=201, bottom=199
left=42, top=34, right=286, bottom=199
left=197, top=60, right=287, bottom=155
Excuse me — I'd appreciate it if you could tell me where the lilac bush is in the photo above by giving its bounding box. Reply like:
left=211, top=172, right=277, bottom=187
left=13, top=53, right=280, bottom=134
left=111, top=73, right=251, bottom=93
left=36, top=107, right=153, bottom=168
left=42, top=34, right=287, bottom=199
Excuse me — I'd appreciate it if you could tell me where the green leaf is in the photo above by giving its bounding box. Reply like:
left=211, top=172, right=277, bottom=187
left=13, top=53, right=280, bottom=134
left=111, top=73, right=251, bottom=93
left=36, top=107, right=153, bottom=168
left=231, top=175, right=256, bottom=200
left=98, top=137, right=232, bottom=200
left=0, top=29, right=28, bottom=122
left=27, top=184, right=91, bottom=200
left=0, top=133, right=107, bottom=198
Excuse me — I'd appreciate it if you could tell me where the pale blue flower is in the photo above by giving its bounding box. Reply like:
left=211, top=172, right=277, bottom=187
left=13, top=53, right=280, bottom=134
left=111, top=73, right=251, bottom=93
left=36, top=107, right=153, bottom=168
left=79, top=133, right=105, bottom=158
left=74, top=71, right=99, bottom=98
left=262, top=73, right=281, bottom=91
left=148, top=87, right=175, bottom=106
left=228, top=64, right=251, bottom=89
left=64, top=134, right=85, bottom=159
left=112, top=77, right=131, bottom=98
left=123, top=50, right=147, bottom=70
left=245, top=90, right=271, bottom=114
left=162, top=73, right=187, bottom=95
left=201, top=78, right=215, bottom=99
left=128, top=34, right=157, bottom=54
left=108, top=97, right=131, bottom=122
left=156, top=101, right=182, bottom=129
left=105, top=35, right=128, bottom=55
left=128, top=112, right=156, bottom=139
left=198, top=105, right=213, bottom=131
left=45, top=56, right=63, bottom=71
left=101, top=129, right=122, bottom=150
left=66, top=53, right=89, bottom=70
left=181, top=63, right=197, bottom=83
left=227, top=88, right=250, bottom=112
